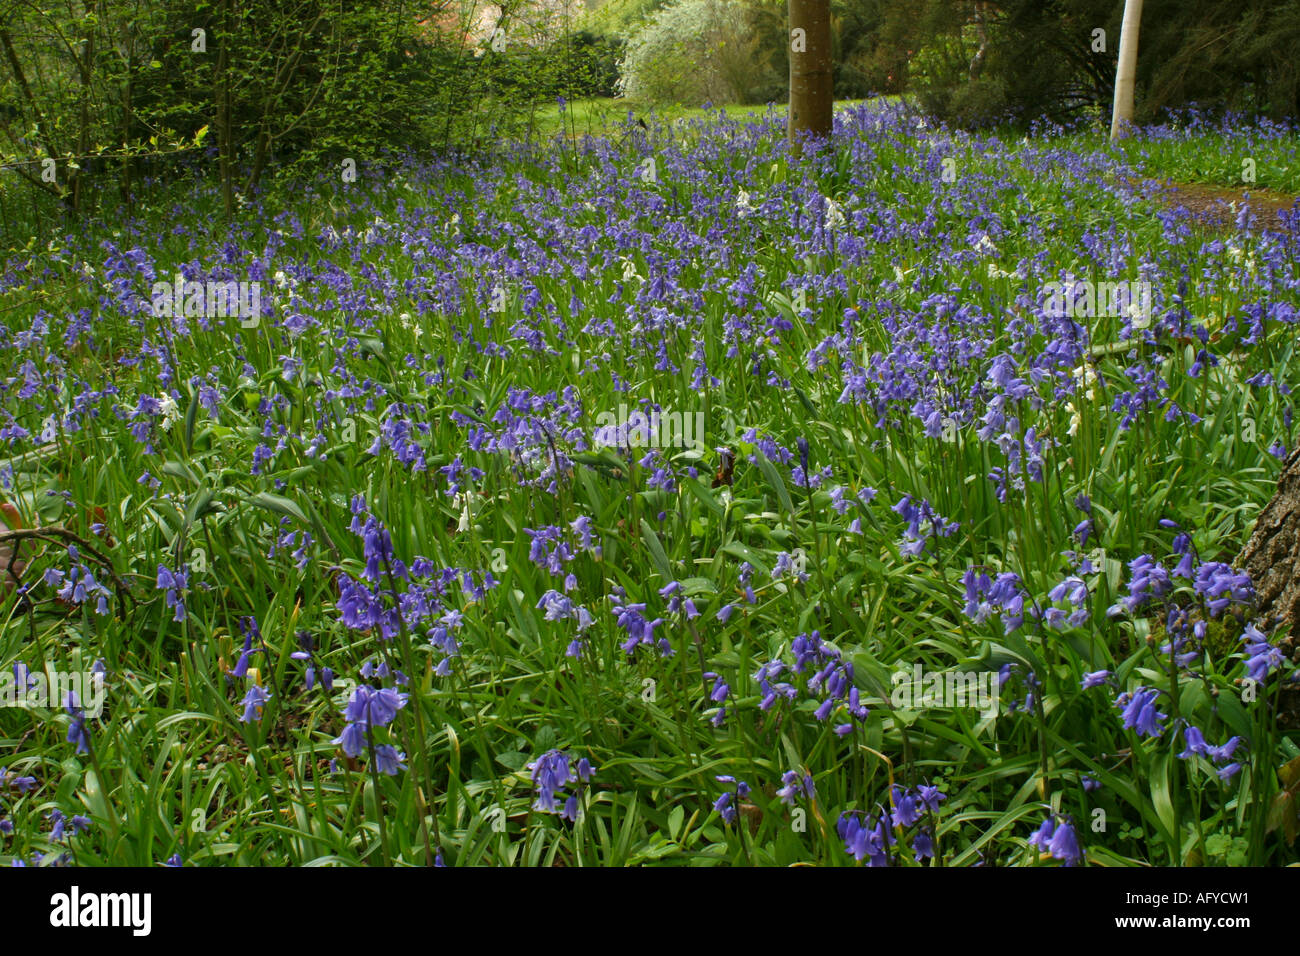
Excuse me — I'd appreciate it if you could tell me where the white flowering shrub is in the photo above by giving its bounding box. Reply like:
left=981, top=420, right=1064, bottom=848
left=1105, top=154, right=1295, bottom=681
left=617, top=0, right=756, bottom=105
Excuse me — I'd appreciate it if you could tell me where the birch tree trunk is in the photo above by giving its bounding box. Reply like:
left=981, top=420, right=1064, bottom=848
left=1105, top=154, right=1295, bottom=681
left=788, top=0, right=833, bottom=153
left=970, top=1, right=990, bottom=80
left=1109, top=0, right=1143, bottom=140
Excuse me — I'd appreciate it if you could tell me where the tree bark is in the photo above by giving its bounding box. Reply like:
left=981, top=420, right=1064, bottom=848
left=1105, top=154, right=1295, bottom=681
left=1109, top=0, right=1143, bottom=140
left=788, top=0, right=833, bottom=153
left=1240, top=444, right=1300, bottom=639
left=969, top=1, right=990, bottom=81
left=1239, top=444, right=1300, bottom=731
left=74, top=20, right=93, bottom=215
left=218, top=0, right=234, bottom=220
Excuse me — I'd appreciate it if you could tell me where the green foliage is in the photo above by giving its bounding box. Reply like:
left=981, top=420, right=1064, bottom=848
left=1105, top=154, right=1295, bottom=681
left=480, top=30, right=624, bottom=102
left=876, top=0, right=1300, bottom=130
left=618, top=0, right=774, bottom=105
left=0, top=0, right=619, bottom=246
left=892, top=0, right=1117, bottom=129
left=1141, top=0, right=1300, bottom=121
left=578, top=0, right=674, bottom=36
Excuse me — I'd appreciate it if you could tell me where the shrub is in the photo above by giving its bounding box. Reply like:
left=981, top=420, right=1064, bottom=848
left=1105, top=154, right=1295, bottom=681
left=617, top=0, right=757, bottom=105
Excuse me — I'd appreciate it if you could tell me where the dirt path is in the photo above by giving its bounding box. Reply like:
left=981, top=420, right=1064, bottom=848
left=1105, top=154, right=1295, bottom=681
left=1143, top=179, right=1300, bottom=233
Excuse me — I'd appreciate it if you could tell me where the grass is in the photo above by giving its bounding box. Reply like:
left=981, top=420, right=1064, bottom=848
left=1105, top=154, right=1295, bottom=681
left=1070, top=111, right=1300, bottom=194
left=534, top=98, right=1300, bottom=195
left=525, top=96, right=884, bottom=140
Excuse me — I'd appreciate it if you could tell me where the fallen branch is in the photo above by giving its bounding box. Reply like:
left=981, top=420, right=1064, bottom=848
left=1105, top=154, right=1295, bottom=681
left=0, top=526, right=133, bottom=613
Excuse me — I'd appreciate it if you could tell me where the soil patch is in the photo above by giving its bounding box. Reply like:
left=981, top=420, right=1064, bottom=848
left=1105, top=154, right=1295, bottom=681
left=1144, top=179, right=1300, bottom=233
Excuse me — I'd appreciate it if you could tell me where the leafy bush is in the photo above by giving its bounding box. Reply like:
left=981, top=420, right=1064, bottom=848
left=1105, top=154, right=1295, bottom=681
left=924, top=76, right=1014, bottom=130
left=480, top=31, right=625, bottom=101
left=904, top=0, right=1114, bottom=129
left=877, top=0, right=1300, bottom=130
left=618, top=0, right=760, bottom=105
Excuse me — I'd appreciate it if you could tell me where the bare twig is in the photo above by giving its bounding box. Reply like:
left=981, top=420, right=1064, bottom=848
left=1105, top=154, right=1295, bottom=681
left=0, top=526, right=133, bottom=611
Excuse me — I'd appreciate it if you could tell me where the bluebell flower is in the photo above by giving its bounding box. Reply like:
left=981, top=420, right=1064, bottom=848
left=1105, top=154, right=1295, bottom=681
left=156, top=564, right=189, bottom=621
left=239, top=685, right=270, bottom=723
left=372, top=745, right=407, bottom=776
left=561, top=794, right=580, bottom=823
left=1207, top=737, right=1242, bottom=763
left=837, top=811, right=889, bottom=866
left=232, top=616, right=261, bottom=678
left=1048, top=819, right=1083, bottom=865
left=776, top=770, right=815, bottom=806
left=336, top=721, right=368, bottom=759
left=1028, top=816, right=1056, bottom=852
left=916, top=783, right=946, bottom=812
left=891, top=786, right=923, bottom=827
left=714, top=775, right=750, bottom=825
left=0, top=768, right=37, bottom=793
left=1117, top=686, right=1166, bottom=738
left=714, top=790, right=736, bottom=824
left=1241, top=622, right=1285, bottom=684
left=528, top=749, right=592, bottom=817
left=1193, top=563, right=1254, bottom=617
left=1178, top=725, right=1210, bottom=759
left=1081, top=669, right=1111, bottom=689
left=64, top=691, right=90, bottom=754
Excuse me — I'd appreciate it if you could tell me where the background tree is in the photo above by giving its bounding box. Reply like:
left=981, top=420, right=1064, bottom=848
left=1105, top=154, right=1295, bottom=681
left=788, top=0, right=833, bottom=150
left=1109, top=0, right=1142, bottom=139
left=617, top=0, right=754, bottom=105
left=0, top=0, right=612, bottom=244
left=872, top=0, right=1300, bottom=130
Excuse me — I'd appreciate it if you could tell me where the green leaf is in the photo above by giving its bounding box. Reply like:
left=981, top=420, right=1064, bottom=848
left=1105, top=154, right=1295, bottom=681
left=1148, top=751, right=1178, bottom=845
left=162, top=460, right=201, bottom=486
left=681, top=476, right=724, bottom=518
left=245, top=491, right=308, bottom=525
left=753, top=452, right=794, bottom=515
left=184, top=388, right=200, bottom=454
left=185, top=487, right=223, bottom=524
left=639, top=517, right=672, bottom=580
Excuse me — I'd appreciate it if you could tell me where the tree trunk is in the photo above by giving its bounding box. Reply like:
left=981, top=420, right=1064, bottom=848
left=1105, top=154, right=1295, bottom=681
left=1239, top=444, right=1300, bottom=731
left=120, top=48, right=134, bottom=214
left=0, top=27, right=71, bottom=209
left=1240, top=444, right=1300, bottom=638
left=1109, top=0, right=1143, bottom=140
left=788, top=0, right=833, bottom=153
left=74, top=22, right=93, bottom=215
left=218, top=0, right=235, bottom=220
left=969, top=1, right=990, bottom=81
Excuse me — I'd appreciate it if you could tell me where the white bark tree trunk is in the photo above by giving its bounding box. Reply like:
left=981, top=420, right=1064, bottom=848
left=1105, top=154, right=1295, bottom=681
left=1109, top=0, right=1144, bottom=141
